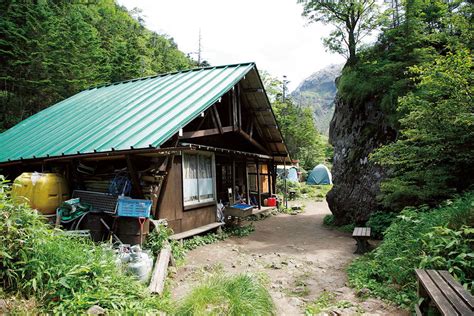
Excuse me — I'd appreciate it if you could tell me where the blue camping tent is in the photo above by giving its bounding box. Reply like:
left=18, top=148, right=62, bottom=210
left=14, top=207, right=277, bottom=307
left=286, top=167, right=298, bottom=182
left=277, top=166, right=299, bottom=182
left=306, top=164, right=332, bottom=185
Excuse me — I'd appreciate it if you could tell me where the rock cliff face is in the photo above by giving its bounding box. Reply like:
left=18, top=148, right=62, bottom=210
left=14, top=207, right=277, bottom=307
left=326, top=96, right=397, bottom=225
left=291, top=64, right=342, bottom=135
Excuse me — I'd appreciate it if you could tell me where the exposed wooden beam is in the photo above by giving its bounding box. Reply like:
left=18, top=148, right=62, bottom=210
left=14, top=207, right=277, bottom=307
left=243, top=88, right=264, bottom=93
left=237, top=84, right=242, bottom=130
left=251, top=108, right=271, bottom=113
left=196, top=110, right=210, bottom=131
left=126, top=155, right=144, bottom=198
left=179, top=126, right=233, bottom=139
left=238, top=130, right=270, bottom=155
left=232, top=88, right=238, bottom=130
left=211, top=105, right=223, bottom=134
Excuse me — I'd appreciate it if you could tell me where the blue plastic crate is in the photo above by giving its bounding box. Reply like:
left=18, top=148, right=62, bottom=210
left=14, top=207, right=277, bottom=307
left=116, top=198, right=152, bottom=218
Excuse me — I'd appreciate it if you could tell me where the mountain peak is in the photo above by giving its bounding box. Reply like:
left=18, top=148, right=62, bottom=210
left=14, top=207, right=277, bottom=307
left=291, top=63, right=343, bottom=135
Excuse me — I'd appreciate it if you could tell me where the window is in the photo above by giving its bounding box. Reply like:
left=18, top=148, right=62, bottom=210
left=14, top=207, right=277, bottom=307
left=183, top=153, right=215, bottom=206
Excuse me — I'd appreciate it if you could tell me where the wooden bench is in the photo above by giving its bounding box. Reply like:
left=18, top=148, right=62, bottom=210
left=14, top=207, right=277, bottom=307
left=352, top=227, right=371, bottom=254
left=415, top=269, right=474, bottom=316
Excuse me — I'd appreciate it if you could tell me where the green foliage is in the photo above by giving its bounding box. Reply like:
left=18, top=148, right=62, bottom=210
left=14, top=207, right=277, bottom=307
left=177, top=272, right=275, bottom=316
left=0, top=177, right=169, bottom=313
left=323, top=214, right=335, bottom=226
left=305, top=290, right=361, bottom=315
left=366, top=211, right=398, bottom=239
left=323, top=214, right=355, bottom=233
left=348, top=192, right=474, bottom=307
left=276, top=178, right=332, bottom=201
left=145, top=224, right=256, bottom=261
left=261, top=71, right=332, bottom=169
left=0, top=0, right=193, bottom=131
left=334, top=0, right=473, bottom=211
left=420, top=226, right=473, bottom=285
left=273, top=99, right=329, bottom=170
left=372, top=49, right=474, bottom=209
left=298, top=0, right=387, bottom=64
left=305, top=290, right=336, bottom=315
left=144, top=223, right=186, bottom=261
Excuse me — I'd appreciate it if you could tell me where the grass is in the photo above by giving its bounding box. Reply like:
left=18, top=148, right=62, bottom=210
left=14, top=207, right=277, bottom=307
left=0, top=178, right=171, bottom=314
left=305, top=291, right=364, bottom=315
left=145, top=224, right=256, bottom=263
left=177, top=272, right=275, bottom=316
left=276, top=179, right=332, bottom=202
left=347, top=192, right=474, bottom=308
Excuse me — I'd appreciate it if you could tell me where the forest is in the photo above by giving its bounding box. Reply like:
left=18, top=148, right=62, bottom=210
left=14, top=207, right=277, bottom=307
left=0, top=0, right=193, bottom=132
left=0, top=0, right=473, bottom=314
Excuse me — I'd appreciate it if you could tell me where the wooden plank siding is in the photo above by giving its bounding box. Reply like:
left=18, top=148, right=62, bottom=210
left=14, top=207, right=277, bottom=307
left=156, top=155, right=217, bottom=234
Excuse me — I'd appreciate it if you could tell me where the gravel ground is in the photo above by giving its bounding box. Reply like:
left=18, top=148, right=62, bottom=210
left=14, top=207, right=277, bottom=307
left=170, top=199, right=407, bottom=315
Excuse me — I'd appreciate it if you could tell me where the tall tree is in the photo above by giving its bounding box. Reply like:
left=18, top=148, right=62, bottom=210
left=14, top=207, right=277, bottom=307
left=298, top=0, right=386, bottom=65
left=0, top=0, right=193, bottom=131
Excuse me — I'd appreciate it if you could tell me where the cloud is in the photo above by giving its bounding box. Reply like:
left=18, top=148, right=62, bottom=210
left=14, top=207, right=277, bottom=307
left=117, top=0, right=345, bottom=90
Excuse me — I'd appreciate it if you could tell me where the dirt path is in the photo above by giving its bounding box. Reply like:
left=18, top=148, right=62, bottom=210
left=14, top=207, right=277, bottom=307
left=171, top=200, right=405, bottom=315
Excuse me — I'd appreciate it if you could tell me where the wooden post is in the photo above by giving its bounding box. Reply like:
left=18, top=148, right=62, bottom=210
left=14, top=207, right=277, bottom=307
left=232, top=158, right=236, bottom=204
left=284, top=160, right=288, bottom=209
left=256, top=160, right=261, bottom=210
left=271, top=160, right=277, bottom=195
left=245, top=159, right=250, bottom=205
left=126, top=155, right=144, bottom=198
left=267, top=162, right=272, bottom=195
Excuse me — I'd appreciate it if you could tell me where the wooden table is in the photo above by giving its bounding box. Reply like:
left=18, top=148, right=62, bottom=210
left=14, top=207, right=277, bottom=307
left=415, top=269, right=474, bottom=315
left=352, top=227, right=371, bottom=254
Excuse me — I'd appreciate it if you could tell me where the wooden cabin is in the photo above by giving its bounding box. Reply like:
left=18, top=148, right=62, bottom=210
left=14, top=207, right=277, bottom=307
left=0, top=63, right=290, bottom=239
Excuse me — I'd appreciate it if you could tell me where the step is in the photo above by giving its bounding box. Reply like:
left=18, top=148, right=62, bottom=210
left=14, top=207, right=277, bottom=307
left=169, top=222, right=225, bottom=240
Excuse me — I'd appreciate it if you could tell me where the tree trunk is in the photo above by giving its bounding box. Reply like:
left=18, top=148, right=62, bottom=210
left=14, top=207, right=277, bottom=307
left=347, top=28, right=357, bottom=65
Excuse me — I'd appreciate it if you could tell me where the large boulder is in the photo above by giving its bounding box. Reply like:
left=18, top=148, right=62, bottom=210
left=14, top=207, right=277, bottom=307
left=326, top=96, right=396, bottom=225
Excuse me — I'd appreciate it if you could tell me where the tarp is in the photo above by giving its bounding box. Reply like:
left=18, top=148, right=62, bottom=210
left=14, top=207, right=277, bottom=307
left=307, top=164, right=332, bottom=185
left=277, top=166, right=299, bottom=182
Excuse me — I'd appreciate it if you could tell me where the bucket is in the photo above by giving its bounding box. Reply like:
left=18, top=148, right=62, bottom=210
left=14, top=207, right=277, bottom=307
left=12, top=172, right=69, bottom=214
left=267, top=197, right=277, bottom=207
left=116, top=217, right=149, bottom=245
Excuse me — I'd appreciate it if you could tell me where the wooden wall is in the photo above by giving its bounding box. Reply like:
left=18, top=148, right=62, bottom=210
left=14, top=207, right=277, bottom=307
left=157, top=155, right=217, bottom=234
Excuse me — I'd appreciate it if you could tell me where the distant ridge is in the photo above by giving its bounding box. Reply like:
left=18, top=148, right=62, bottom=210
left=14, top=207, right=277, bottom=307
left=291, top=64, right=343, bottom=135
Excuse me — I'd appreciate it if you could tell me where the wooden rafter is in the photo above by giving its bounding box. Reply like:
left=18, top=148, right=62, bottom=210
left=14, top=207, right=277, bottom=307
left=179, top=126, right=233, bottom=139
left=238, top=130, right=269, bottom=155
left=211, top=105, right=223, bottom=134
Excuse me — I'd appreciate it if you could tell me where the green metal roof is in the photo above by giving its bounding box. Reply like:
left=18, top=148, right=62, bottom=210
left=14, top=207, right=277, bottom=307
left=0, top=63, right=259, bottom=163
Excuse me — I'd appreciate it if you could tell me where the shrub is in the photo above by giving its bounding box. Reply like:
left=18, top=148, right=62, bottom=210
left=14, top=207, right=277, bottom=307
left=366, top=211, right=398, bottom=239
left=323, top=214, right=335, bottom=226
left=177, top=272, right=275, bottom=315
left=323, top=214, right=355, bottom=233
left=0, top=177, right=169, bottom=313
left=348, top=192, right=474, bottom=308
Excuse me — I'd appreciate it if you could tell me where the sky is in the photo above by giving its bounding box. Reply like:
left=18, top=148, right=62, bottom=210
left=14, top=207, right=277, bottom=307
left=116, top=0, right=345, bottom=91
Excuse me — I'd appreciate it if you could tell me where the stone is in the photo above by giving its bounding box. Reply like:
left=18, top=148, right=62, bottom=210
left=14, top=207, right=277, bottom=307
left=0, top=299, right=7, bottom=312
left=288, top=297, right=302, bottom=307
left=87, top=305, right=105, bottom=315
left=327, top=96, right=397, bottom=224
left=356, top=288, right=371, bottom=297
left=271, top=262, right=283, bottom=270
